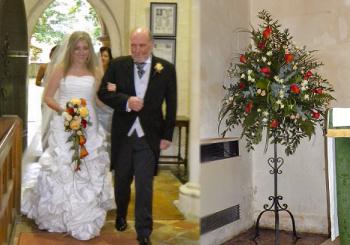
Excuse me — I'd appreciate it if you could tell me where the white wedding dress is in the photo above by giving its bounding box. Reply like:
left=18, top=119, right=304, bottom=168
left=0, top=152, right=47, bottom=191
left=21, top=75, right=115, bottom=240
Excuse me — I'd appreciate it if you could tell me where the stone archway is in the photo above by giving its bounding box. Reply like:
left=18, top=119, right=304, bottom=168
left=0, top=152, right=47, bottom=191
left=25, top=0, right=124, bottom=56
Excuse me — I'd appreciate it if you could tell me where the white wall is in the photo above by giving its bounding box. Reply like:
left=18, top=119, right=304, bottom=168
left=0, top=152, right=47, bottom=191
left=199, top=1, right=253, bottom=244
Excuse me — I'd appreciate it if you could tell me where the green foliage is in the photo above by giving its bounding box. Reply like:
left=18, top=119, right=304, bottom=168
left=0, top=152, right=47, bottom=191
left=32, top=0, right=101, bottom=46
left=219, top=10, right=335, bottom=155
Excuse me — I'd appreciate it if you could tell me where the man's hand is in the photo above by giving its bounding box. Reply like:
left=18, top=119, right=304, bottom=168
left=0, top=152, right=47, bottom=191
left=128, top=96, right=144, bottom=111
left=107, top=82, right=117, bottom=92
left=160, top=139, right=171, bottom=150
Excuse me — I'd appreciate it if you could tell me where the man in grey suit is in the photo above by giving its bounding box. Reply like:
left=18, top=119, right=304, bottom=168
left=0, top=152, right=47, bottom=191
left=97, top=27, right=177, bottom=245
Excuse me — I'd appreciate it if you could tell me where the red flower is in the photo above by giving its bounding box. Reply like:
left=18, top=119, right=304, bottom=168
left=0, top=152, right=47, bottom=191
left=284, top=53, right=294, bottom=64
left=290, top=83, right=300, bottom=94
left=245, top=100, right=253, bottom=113
left=313, top=88, right=323, bottom=94
left=260, top=67, right=271, bottom=76
left=312, top=111, right=320, bottom=119
left=263, top=26, right=272, bottom=39
left=239, top=82, right=246, bottom=90
left=257, top=41, right=265, bottom=50
left=270, top=119, right=279, bottom=128
left=303, top=71, right=313, bottom=80
left=81, top=119, right=87, bottom=128
left=240, top=54, right=247, bottom=63
left=66, top=107, right=74, bottom=115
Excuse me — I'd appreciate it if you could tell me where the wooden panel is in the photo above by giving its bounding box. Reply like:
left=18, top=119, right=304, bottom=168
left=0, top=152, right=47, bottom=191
left=0, top=116, right=22, bottom=245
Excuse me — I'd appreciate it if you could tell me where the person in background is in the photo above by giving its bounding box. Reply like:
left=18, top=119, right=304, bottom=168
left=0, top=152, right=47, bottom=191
left=35, top=45, right=58, bottom=86
left=98, top=27, right=177, bottom=245
left=100, top=46, right=113, bottom=73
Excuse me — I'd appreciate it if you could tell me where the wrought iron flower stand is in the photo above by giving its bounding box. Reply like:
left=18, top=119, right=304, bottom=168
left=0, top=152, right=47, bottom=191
left=253, top=139, right=300, bottom=245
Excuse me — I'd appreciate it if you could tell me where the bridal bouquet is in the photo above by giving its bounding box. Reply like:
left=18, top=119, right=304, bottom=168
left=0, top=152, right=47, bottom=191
left=63, top=98, right=91, bottom=171
left=219, top=10, right=334, bottom=155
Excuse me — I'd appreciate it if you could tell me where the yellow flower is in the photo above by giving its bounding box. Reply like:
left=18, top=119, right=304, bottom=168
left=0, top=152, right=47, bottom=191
left=154, top=63, right=164, bottom=73
left=79, top=107, right=89, bottom=118
left=70, top=98, right=81, bottom=106
left=70, top=119, right=81, bottom=130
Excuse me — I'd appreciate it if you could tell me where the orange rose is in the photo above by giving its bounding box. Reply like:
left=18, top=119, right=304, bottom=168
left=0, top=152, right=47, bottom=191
left=80, top=98, right=87, bottom=107
left=79, top=135, right=86, bottom=146
left=80, top=145, right=89, bottom=159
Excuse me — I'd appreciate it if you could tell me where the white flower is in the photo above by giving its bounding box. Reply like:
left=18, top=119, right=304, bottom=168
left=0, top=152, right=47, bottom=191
left=304, top=94, right=310, bottom=100
left=263, top=111, right=269, bottom=117
left=63, top=112, right=73, bottom=121
left=248, top=70, right=253, bottom=75
left=267, top=61, right=271, bottom=65
left=262, top=118, right=268, bottom=123
left=248, top=76, right=255, bottom=82
left=77, top=130, right=83, bottom=136
left=241, top=73, right=246, bottom=79
left=262, top=57, right=267, bottom=62
left=257, top=108, right=262, bottom=112
left=301, top=80, right=308, bottom=86
left=267, top=51, right=273, bottom=56
left=261, top=90, right=266, bottom=96
left=279, top=90, right=285, bottom=98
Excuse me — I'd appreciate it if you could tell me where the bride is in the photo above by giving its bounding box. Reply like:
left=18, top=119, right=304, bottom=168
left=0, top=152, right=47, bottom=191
left=21, top=31, right=115, bottom=240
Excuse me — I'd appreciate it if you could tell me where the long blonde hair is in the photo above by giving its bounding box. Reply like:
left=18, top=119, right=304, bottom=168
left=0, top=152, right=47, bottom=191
left=61, top=31, right=98, bottom=77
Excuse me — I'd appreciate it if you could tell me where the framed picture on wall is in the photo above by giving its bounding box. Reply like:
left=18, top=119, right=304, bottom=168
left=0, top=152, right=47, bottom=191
left=150, top=2, right=177, bottom=37
left=153, top=38, right=176, bottom=64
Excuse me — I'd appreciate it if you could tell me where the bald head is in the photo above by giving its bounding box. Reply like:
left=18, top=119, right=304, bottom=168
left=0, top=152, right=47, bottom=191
left=130, top=27, right=154, bottom=63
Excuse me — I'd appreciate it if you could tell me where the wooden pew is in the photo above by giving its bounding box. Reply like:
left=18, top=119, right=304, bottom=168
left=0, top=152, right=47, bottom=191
left=0, top=116, right=22, bottom=245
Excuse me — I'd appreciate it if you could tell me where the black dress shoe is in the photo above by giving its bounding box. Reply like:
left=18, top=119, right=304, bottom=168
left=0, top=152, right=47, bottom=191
left=115, top=217, right=127, bottom=231
left=138, top=237, right=152, bottom=245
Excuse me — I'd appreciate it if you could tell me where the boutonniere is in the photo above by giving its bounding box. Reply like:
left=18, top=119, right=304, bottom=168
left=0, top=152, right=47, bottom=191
left=154, top=63, right=164, bottom=73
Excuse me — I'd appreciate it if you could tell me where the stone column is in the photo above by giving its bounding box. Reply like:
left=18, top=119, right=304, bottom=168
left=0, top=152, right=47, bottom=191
left=175, top=0, right=200, bottom=220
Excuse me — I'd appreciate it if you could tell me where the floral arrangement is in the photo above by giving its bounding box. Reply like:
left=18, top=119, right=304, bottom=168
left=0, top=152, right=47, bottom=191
left=63, top=98, right=91, bottom=171
left=219, top=10, right=334, bottom=155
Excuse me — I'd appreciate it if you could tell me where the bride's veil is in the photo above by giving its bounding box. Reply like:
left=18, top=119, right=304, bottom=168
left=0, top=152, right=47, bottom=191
left=40, top=36, right=70, bottom=150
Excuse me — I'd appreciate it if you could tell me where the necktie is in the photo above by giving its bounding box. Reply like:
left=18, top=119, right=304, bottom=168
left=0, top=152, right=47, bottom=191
left=136, top=62, right=145, bottom=78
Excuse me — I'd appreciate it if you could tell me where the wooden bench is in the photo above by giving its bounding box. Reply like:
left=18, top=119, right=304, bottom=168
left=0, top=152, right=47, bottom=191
left=0, top=116, right=22, bottom=245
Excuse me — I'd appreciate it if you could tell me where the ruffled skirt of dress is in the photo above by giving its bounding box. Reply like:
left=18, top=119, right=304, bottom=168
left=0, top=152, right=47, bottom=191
left=21, top=115, right=115, bottom=240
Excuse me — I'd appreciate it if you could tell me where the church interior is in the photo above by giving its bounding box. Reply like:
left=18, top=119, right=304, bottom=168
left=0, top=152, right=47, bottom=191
left=1, top=0, right=350, bottom=244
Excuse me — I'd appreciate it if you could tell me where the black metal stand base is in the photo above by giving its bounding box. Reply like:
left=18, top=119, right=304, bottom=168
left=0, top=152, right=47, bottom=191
left=252, top=141, right=300, bottom=245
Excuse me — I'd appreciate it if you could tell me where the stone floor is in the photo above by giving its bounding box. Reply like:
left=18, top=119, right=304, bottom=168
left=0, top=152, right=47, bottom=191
left=11, top=167, right=199, bottom=245
left=223, top=228, right=331, bottom=245
left=12, top=216, right=199, bottom=245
